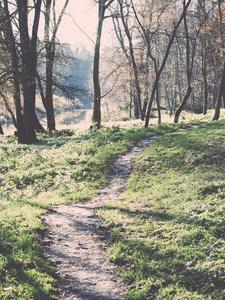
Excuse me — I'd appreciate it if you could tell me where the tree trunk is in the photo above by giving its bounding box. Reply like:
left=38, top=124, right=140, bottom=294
left=0, top=123, right=3, bottom=135
left=17, top=0, right=41, bottom=144
left=34, top=113, right=46, bottom=133
left=1, top=0, right=23, bottom=141
left=213, top=59, right=225, bottom=121
left=203, top=76, right=208, bottom=115
left=18, top=0, right=37, bottom=143
left=174, top=85, right=193, bottom=123
left=156, top=86, right=161, bottom=124
left=43, top=0, right=69, bottom=131
left=223, top=89, right=225, bottom=108
left=44, top=0, right=56, bottom=131
left=92, top=2, right=105, bottom=127
left=45, top=48, right=56, bottom=131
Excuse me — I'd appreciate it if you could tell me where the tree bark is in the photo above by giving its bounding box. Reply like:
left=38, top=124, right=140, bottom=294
left=17, top=0, right=42, bottom=144
left=93, top=1, right=109, bottom=127
left=213, top=58, right=225, bottom=121
left=0, top=123, right=3, bottom=135
left=174, top=85, right=193, bottom=123
left=203, top=73, right=208, bottom=115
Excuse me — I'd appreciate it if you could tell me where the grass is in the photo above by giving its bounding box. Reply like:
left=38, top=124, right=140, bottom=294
left=96, top=120, right=225, bottom=299
left=0, top=121, right=188, bottom=299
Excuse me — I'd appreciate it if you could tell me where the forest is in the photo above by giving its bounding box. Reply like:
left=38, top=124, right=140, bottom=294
left=0, top=0, right=225, bottom=299
left=0, top=0, right=225, bottom=141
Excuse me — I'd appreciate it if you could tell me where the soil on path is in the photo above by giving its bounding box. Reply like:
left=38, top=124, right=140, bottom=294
left=42, top=125, right=201, bottom=300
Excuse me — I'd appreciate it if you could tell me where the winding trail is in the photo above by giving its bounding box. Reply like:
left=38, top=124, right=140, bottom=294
left=42, top=125, right=202, bottom=299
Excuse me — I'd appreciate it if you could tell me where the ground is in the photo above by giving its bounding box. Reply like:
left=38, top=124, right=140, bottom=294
left=42, top=135, right=159, bottom=299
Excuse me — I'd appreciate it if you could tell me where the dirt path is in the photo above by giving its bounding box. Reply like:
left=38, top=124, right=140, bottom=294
left=42, top=135, right=160, bottom=300
left=42, top=125, right=202, bottom=300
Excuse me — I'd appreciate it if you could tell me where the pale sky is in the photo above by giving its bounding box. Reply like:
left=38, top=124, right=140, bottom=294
left=38, top=1, right=114, bottom=52
left=57, top=1, right=98, bottom=50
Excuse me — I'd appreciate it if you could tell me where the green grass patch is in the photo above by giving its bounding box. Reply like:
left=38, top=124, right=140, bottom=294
left=96, top=120, right=225, bottom=299
left=0, top=121, right=187, bottom=299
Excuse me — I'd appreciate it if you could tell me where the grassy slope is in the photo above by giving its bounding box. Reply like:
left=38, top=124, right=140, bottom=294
left=97, top=121, right=225, bottom=299
left=0, top=122, right=185, bottom=299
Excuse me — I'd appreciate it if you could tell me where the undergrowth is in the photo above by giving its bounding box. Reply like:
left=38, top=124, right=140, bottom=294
left=0, top=121, right=185, bottom=299
left=97, top=120, right=225, bottom=299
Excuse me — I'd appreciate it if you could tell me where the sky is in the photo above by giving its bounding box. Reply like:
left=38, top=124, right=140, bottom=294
left=56, top=1, right=97, bottom=50
left=55, top=1, right=112, bottom=51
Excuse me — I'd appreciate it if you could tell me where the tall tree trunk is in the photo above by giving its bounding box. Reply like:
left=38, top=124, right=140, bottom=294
left=17, top=0, right=42, bottom=144
left=18, top=0, right=37, bottom=143
left=93, top=2, right=105, bottom=127
left=45, top=48, right=56, bottom=131
left=213, top=58, right=225, bottom=121
left=156, top=86, right=161, bottom=124
left=203, top=75, right=208, bottom=115
left=44, top=0, right=56, bottom=131
left=92, top=0, right=114, bottom=127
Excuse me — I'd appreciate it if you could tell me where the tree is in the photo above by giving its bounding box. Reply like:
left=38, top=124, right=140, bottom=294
left=17, top=0, right=42, bottom=143
left=118, top=0, right=143, bottom=120
left=145, top=0, right=192, bottom=128
left=0, top=122, right=3, bottom=135
left=92, top=0, right=115, bottom=128
left=40, top=0, right=69, bottom=132
left=213, top=58, right=225, bottom=120
left=174, top=0, right=199, bottom=123
left=130, top=0, right=161, bottom=122
left=0, top=0, right=23, bottom=141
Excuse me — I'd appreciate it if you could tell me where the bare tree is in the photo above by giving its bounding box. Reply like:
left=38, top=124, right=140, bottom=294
left=93, top=0, right=115, bottom=128
left=174, top=0, right=197, bottom=123
left=130, top=0, right=161, bottom=123
left=0, top=0, right=23, bottom=141
left=17, top=0, right=42, bottom=143
left=118, top=0, right=143, bottom=120
left=145, top=0, right=192, bottom=128
left=213, top=58, right=225, bottom=120
left=39, top=0, right=69, bottom=132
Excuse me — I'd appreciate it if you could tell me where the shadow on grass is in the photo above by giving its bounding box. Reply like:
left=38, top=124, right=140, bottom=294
left=99, top=201, right=225, bottom=298
left=0, top=227, right=57, bottom=299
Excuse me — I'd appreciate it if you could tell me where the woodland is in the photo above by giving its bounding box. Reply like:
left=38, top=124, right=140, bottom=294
left=0, top=0, right=225, bottom=299
left=0, top=0, right=225, bottom=139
